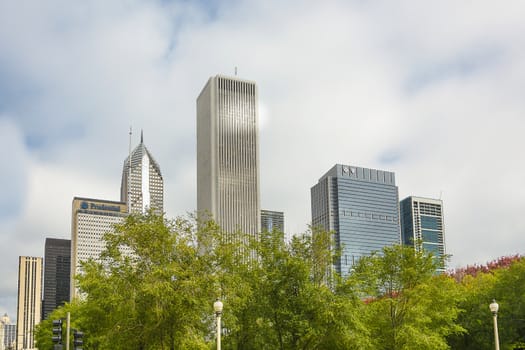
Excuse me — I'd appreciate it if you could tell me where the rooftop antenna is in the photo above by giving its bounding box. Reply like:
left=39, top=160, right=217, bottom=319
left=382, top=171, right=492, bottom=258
left=235, top=66, right=238, bottom=76
left=439, top=190, right=443, bottom=200
left=127, top=126, right=132, bottom=212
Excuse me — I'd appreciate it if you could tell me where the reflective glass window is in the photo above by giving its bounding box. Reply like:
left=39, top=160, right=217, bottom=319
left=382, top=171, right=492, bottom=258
left=423, top=243, right=441, bottom=255
left=422, top=230, right=439, bottom=243
left=421, top=216, right=439, bottom=230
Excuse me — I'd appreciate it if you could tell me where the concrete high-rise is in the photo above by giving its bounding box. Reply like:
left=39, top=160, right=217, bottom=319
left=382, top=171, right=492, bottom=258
left=311, top=164, right=400, bottom=277
left=42, top=238, right=71, bottom=320
left=0, top=314, right=16, bottom=350
left=197, top=75, right=261, bottom=237
left=1, top=313, right=16, bottom=350
left=261, top=210, right=284, bottom=232
left=16, top=256, right=42, bottom=350
left=400, top=196, right=446, bottom=271
left=4, top=325, right=15, bottom=350
left=70, top=197, right=127, bottom=298
left=121, top=131, right=163, bottom=214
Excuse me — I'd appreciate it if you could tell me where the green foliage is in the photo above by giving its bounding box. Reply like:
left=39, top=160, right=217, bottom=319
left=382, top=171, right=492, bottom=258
left=349, top=245, right=464, bottom=350
left=35, top=301, right=84, bottom=350
left=220, top=227, right=370, bottom=350
left=76, top=212, right=220, bottom=349
left=448, top=257, right=525, bottom=350
left=36, top=211, right=525, bottom=350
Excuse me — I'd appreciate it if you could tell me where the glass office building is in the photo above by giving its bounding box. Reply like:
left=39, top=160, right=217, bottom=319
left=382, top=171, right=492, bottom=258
left=400, top=196, right=446, bottom=271
left=311, top=164, right=400, bottom=277
left=42, top=238, right=71, bottom=320
left=261, top=210, right=284, bottom=232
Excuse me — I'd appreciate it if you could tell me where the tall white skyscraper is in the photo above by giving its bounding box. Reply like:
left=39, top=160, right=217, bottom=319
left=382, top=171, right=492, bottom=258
left=121, top=131, right=164, bottom=214
left=70, top=197, right=127, bottom=298
left=197, top=75, right=261, bottom=237
left=16, top=256, right=42, bottom=350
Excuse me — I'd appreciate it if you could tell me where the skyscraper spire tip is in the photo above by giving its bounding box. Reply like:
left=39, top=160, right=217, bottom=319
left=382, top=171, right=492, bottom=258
left=141, top=129, right=144, bottom=143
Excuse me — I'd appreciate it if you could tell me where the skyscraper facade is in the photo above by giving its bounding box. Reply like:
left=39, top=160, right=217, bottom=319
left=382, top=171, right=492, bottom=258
left=4, top=324, right=16, bottom=350
left=1, top=314, right=8, bottom=350
left=42, top=238, right=71, bottom=320
left=16, top=256, right=42, bottom=350
left=311, top=164, right=400, bottom=277
left=400, top=196, right=446, bottom=270
left=121, top=132, right=164, bottom=214
left=261, top=210, right=284, bottom=232
left=0, top=313, right=15, bottom=350
left=70, top=197, right=127, bottom=298
left=197, top=75, right=261, bottom=237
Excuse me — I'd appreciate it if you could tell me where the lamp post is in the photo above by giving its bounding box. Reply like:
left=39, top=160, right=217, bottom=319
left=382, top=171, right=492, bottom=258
left=489, top=299, right=500, bottom=350
left=214, top=299, right=223, bottom=350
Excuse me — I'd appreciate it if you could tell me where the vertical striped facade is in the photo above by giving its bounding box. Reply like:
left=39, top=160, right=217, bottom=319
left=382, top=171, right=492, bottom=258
left=16, top=256, right=42, bottom=350
left=1, top=313, right=16, bottom=350
left=197, top=75, right=261, bottom=238
left=311, top=164, right=400, bottom=277
left=42, top=238, right=71, bottom=320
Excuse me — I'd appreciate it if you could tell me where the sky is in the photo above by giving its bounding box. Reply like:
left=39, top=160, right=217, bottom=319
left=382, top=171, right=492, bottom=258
left=1, top=0, right=525, bottom=320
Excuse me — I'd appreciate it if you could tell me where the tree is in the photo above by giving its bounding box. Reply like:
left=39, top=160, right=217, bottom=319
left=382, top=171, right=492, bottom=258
left=219, top=227, right=370, bottom=350
left=349, top=244, right=464, bottom=350
left=75, top=212, right=220, bottom=349
left=448, top=256, right=525, bottom=350
left=34, top=301, right=83, bottom=350
left=40, top=213, right=365, bottom=349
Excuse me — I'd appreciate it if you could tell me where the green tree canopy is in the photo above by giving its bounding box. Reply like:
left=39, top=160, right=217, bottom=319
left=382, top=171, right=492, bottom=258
left=219, top=227, right=370, bottom=350
left=448, top=256, right=525, bottom=350
left=348, top=244, right=464, bottom=350
left=74, top=212, right=221, bottom=349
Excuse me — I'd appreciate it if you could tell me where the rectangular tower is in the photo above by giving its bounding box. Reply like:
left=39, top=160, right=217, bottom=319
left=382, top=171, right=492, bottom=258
left=311, top=164, right=400, bottom=277
left=197, top=75, right=261, bottom=237
left=43, top=238, right=71, bottom=320
left=16, top=256, right=42, bottom=350
left=4, top=324, right=16, bottom=350
left=70, top=197, right=127, bottom=298
left=261, top=210, right=284, bottom=232
left=400, top=196, right=446, bottom=271
left=1, top=314, right=15, bottom=350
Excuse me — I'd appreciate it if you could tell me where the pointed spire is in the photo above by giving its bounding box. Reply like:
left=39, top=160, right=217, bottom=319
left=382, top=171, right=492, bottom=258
left=141, top=129, right=144, bottom=143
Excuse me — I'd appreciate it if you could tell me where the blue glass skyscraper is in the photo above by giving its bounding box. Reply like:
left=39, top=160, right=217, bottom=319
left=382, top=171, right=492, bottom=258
left=311, top=164, right=400, bottom=277
left=400, top=196, right=446, bottom=272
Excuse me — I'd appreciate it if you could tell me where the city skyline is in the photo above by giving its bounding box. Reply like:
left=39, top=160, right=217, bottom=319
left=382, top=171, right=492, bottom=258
left=2, top=0, right=525, bottom=320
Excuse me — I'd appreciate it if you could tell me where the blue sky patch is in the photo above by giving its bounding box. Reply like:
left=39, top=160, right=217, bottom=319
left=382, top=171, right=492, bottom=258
left=404, top=45, right=504, bottom=93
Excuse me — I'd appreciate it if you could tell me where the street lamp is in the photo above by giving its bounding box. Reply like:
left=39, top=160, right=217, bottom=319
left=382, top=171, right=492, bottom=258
left=214, top=299, right=223, bottom=350
left=489, top=299, right=500, bottom=350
